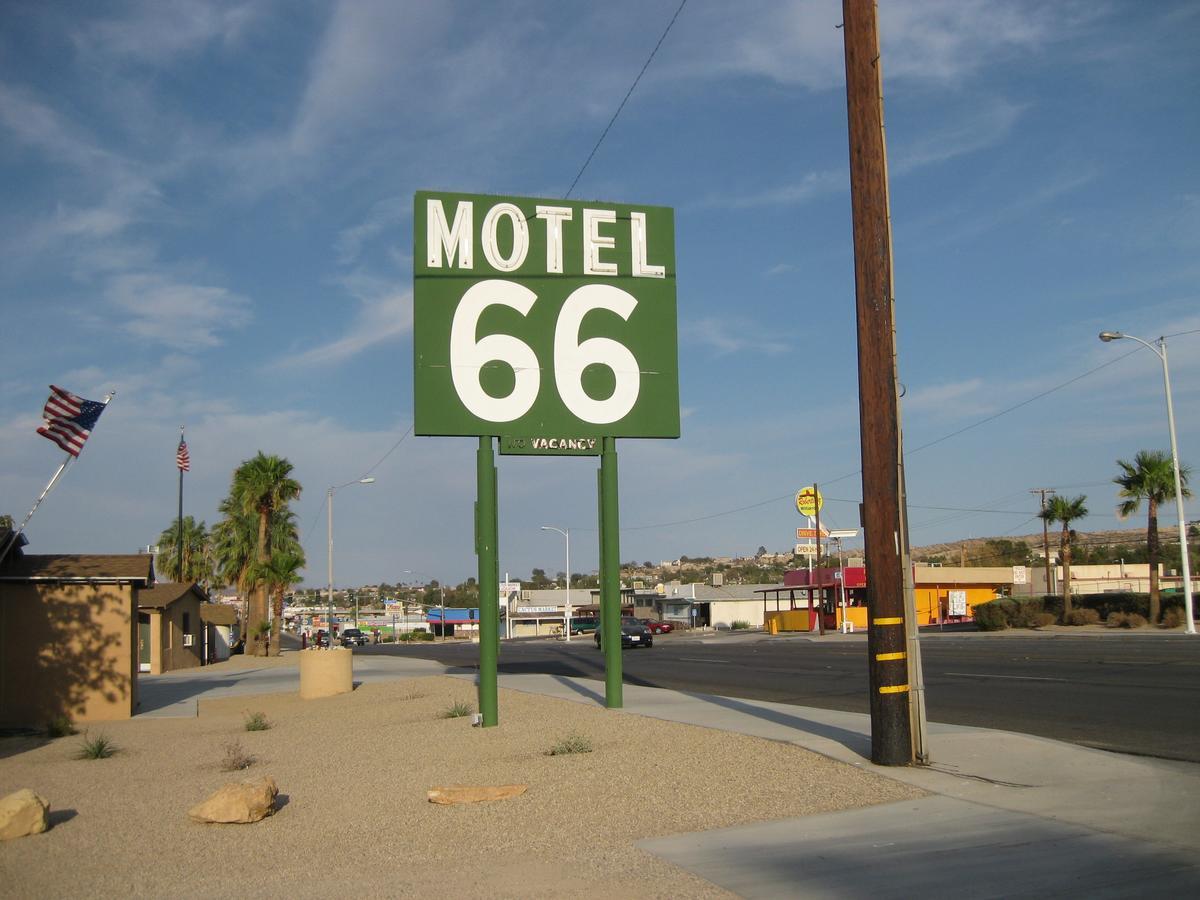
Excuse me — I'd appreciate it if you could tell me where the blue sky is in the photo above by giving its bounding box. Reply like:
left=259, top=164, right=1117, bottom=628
left=2, top=0, right=1197, bottom=588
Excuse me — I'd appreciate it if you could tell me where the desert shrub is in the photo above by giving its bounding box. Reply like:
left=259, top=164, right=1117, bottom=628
left=1033, top=612, right=1057, bottom=628
left=416, top=631, right=435, bottom=641
left=244, top=711, right=271, bottom=732
left=1063, top=608, right=1100, bottom=626
left=731, top=620, right=750, bottom=630
left=1008, top=598, right=1047, bottom=628
left=46, top=715, right=77, bottom=738
left=76, top=732, right=117, bottom=760
left=547, top=732, right=593, bottom=756
left=221, top=740, right=255, bottom=771
left=441, top=701, right=473, bottom=719
left=1107, top=612, right=1147, bottom=629
left=1160, top=608, right=1185, bottom=629
left=973, top=601, right=1010, bottom=631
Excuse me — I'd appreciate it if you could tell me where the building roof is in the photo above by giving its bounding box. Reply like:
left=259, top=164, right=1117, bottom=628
left=200, top=602, right=238, bottom=625
left=0, top=553, right=153, bottom=583
left=138, top=581, right=206, bottom=609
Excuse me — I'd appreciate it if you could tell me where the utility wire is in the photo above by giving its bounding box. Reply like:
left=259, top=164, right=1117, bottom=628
left=621, top=347, right=1143, bottom=532
left=564, top=0, right=688, bottom=198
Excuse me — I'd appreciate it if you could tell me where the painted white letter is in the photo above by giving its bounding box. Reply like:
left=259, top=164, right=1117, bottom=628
left=630, top=211, right=665, bottom=278
left=481, top=203, right=529, bottom=272
left=536, top=205, right=573, bottom=273
left=427, top=199, right=473, bottom=269
left=582, top=208, right=617, bottom=276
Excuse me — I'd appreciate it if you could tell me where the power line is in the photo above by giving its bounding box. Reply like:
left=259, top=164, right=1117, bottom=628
left=619, top=345, right=1144, bottom=533
left=564, top=0, right=688, bottom=198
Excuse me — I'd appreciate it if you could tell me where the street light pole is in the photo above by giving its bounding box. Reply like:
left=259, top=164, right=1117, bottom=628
left=327, top=476, right=376, bottom=649
left=541, top=525, right=571, bottom=642
left=1099, top=331, right=1195, bottom=634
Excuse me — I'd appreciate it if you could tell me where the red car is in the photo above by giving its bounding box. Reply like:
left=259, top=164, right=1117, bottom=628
left=640, top=619, right=674, bottom=634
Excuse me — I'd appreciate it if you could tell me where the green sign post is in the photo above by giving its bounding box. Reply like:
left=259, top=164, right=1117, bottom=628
left=414, top=190, right=678, bottom=719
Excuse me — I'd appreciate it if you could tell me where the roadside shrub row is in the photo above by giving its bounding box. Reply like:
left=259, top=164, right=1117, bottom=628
left=974, top=593, right=1189, bottom=630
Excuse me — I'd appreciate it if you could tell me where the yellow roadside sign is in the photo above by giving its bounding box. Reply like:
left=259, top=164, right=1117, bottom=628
left=795, top=486, right=823, bottom=517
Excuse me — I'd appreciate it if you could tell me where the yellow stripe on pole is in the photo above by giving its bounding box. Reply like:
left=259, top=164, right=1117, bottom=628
left=875, top=651, right=906, bottom=661
left=873, top=617, right=903, bottom=625
left=879, top=684, right=910, bottom=694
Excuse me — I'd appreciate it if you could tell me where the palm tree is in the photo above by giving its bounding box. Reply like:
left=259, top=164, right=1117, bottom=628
left=1114, top=450, right=1192, bottom=624
left=1039, top=494, right=1089, bottom=619
left=155, top=516, right=213, bottom=586
left=230, top=453, right=301, bottom=656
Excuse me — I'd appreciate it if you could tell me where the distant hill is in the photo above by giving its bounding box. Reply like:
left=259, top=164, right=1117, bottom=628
left=911, top=527, right=1151, bottom=564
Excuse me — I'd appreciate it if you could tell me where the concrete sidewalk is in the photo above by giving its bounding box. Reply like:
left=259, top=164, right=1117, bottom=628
left=139, top=653, right=1200, bottom=896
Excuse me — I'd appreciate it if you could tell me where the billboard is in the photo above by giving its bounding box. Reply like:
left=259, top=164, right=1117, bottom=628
left=413, top=191, right=679, bottom=443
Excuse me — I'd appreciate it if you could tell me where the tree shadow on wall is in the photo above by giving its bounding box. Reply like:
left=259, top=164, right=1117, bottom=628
left=0, top=584, right=132, bottom=757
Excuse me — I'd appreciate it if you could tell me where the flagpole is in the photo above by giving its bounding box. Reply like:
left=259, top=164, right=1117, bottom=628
left=0, top=391, right=115, bottom=567
left=177, top=425, right=185, bottom=583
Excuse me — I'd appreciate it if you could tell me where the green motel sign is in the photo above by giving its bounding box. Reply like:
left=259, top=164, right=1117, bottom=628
left=413, top=191, right=679, bottom=445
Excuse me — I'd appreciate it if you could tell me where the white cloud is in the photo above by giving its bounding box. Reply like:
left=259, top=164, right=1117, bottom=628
left=106, top=273, right=252, bottom=349
left=75, top=0, right=266, bottom=63
left=335, top=196, right=411, bottom=265
left=283, top=285, right=412, bottom=367
left=681, top=317, right=790, bottom=357
left=892, top=100, right=1025, bottom=173
left=904, top=378, right=984, bottom=412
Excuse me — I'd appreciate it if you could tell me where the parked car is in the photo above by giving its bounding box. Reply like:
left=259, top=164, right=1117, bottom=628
left=569, top=617, right=600, bottom=635
left=595, top=616, right=653, bottom=649
left=340, top=628, right=369, bottom=647
left=639, top=619, right=674, bottom=634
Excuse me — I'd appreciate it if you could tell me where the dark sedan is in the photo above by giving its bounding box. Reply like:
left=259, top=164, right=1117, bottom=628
left=595, top=616, right=653, bottom=649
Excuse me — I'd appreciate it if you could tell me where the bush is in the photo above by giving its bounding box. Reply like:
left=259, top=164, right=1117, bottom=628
left=46, top=715, right=77, bottom=738
left=76, top=732, right=117, bottom=760
left=244, top=711, right=271, bottom=732
left=547, top=732, right=593, bottom=756
left=731, top=620, right=750, bottom=630
left=221, top=740, right=255, bottom=771
left=1064, top=608, right=1100, bottom=626
left=1160, top=608, right=1185, bottom=629
left=416, top=631, right=435, bottom=641
left=441, top=701, right=473, bottom=719
left=1107, top=612, right=1147, bottom=629
left=1008, top=598, right=1047, bottom=629
left=1033, top=612, right=1057, bottom=628
left=973, top=601, right=1010, bottom=631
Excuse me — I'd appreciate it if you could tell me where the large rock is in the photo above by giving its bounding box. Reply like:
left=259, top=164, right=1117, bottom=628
left=188, top=777, right=278, bottom=824
left=0, top=789, right=49, bottom=840
left=427, top=784, right=527, bottom=805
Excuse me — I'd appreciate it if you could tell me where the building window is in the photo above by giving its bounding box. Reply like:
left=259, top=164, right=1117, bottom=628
left=183, top=611, right=191, bottom=635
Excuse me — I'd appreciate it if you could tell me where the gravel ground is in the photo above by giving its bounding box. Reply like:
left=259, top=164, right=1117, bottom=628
left=1, top=675, right=923, bottom=898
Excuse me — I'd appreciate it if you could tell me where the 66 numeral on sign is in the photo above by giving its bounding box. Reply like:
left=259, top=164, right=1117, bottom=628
left=449, top=280, right=641, bottom=425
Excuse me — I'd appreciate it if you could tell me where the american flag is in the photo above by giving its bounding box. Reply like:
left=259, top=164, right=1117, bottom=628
left=177, top=436, right=190, bottom=472
left=36, top=385, right=106, bottom=457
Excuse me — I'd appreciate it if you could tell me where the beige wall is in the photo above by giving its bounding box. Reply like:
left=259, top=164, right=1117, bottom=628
left=147, top=593, right=204, bottom=674
left=0, top=582, right=138, bottom=726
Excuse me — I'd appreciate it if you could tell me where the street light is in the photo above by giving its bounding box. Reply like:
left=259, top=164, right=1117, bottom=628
left=327, top=477, right=375, bottom=649
left=1099, top=331, right=1195, bottom=634
left=541, top=525, right=572, bottom=642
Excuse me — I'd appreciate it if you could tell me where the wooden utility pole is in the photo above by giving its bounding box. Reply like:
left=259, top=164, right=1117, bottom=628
left=842, top=0, right=913, bottom=766
left=1032, top=488, right=1056, bottom=596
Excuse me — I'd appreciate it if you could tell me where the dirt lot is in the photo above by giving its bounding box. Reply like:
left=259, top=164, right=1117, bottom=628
left=1, top=675, right=923, bottom=898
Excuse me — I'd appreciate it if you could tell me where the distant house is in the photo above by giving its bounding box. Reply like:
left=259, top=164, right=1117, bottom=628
left=201, top=601, right=239, bottom=662
left=0, top=545, right=153, bottom=726
left=137, top=582, right=207, bottom=673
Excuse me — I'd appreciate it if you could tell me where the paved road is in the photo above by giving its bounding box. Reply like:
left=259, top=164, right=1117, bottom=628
left=362, top=632, right=1200, bottom=762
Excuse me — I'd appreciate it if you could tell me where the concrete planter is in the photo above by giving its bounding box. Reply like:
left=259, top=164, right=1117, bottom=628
left=299, top=647, right=353, bottom=699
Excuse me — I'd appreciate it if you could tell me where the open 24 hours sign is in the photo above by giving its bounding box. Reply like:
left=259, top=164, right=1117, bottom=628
left=413, top=191, right=679, bottom=448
